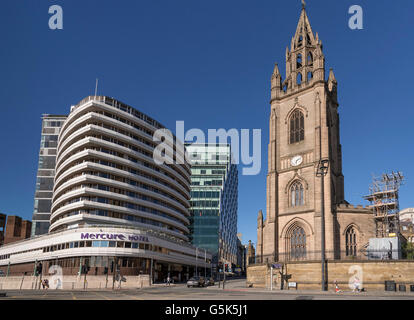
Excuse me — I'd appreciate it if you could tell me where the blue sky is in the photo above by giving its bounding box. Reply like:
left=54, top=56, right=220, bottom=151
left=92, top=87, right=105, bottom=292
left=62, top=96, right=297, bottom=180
left=0, top=0, right=413, bottom=246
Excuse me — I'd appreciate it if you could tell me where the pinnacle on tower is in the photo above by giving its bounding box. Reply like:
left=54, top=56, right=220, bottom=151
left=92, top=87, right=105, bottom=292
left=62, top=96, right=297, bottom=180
left=328, top=68, right=338, bottom=94
left=258, top=210, right=263, bottom=221
left=328, top=68, right=337, bottom=84
left=272, top=64, right=281, bottom=77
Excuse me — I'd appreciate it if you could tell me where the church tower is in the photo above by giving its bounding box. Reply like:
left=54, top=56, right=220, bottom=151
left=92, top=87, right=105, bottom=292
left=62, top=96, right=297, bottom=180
left=257, top=3, right=375, bottom=263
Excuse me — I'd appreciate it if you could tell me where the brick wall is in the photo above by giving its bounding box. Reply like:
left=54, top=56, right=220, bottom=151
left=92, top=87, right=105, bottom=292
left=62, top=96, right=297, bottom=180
left=0, top=214, right=5, bottom=246
left=4, top=216, right=32, bottom=245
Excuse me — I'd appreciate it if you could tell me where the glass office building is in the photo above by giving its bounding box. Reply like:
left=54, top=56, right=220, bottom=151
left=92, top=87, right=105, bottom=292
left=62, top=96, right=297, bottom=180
left=31, top=115, right=67, bottom=236
left=185, top=144, right=238, bottom=273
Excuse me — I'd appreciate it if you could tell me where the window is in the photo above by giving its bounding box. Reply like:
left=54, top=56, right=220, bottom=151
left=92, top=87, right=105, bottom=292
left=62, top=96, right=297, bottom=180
left=289, top=110, right=305, bottom=144
left=289, top=226, right=306, bottom=260
left=290, top=181, right=304, bottom=207
left=298, top=36, right=303, bottom=48
left=297, top=54, right=302, bottom=68
left=346, top=227, right=357, bottom=257
left=92, top=241, right=100, bottom=247
left=297, top=72, right=302, bottom=85
left=307, top=52, right=313, bottom=65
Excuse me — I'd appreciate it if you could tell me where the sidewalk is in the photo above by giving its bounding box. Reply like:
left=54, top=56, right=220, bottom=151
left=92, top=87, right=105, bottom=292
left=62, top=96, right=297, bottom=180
left=207, top=280, right=414, bottom=297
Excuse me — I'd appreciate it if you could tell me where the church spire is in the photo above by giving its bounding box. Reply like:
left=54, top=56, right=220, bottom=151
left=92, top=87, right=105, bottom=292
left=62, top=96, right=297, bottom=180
left=291, top=3, right=316, bottom=52
left=271, top=2, right=327, bottom=100
left=276, top=3, right=325, bottom=95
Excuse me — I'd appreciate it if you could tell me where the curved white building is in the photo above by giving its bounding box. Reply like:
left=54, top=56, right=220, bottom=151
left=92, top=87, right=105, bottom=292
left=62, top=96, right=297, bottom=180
left=50, top=96, right=191, bottom=241
left=400, top=208, right=414, bottom=223
left=0, top=96, right=211, bottom=282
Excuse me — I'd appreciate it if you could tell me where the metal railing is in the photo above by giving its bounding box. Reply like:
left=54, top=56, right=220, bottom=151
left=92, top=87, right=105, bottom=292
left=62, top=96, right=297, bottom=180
left=248, top=249, right=409, bottom=265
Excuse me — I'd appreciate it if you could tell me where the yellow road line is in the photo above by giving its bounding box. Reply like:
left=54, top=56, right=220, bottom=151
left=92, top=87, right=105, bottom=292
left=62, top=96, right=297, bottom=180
left=120, top=292, right=144, bottom=300
left=92, top=291, right=111, bottom=300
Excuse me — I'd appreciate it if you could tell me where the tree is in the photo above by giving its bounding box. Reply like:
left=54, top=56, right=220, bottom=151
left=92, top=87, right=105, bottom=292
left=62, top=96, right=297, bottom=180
left=402, top=242, right=414, bottom=260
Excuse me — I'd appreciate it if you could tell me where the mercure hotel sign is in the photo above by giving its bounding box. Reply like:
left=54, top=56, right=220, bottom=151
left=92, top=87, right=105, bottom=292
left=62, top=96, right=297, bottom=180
left=80, top=232, right=149, bottom=242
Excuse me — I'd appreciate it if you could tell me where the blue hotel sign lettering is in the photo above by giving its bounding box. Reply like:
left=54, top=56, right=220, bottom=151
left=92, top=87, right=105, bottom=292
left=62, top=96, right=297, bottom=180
left=80, top=233, right=149, bottom=242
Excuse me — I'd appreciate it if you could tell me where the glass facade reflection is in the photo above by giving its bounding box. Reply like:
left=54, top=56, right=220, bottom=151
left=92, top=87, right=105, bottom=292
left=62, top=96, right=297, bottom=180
left=185, top=144, right=238, bottom=272
left=31, top=115, right=67, bottom=236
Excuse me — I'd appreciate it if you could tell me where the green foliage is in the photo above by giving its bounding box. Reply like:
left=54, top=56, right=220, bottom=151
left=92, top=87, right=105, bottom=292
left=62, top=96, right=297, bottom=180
left=402, top=242, right=414, bottom=260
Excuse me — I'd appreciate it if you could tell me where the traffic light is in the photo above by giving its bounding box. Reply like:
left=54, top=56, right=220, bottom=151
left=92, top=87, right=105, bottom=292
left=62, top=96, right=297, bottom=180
left=225, top=264, right=228, bottom=272
left=35, top=263, right=43, bottom=276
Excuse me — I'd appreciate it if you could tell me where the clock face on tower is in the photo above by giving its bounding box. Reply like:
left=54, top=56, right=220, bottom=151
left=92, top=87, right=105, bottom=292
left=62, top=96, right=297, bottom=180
left=291, top=155, right=303, bottom=167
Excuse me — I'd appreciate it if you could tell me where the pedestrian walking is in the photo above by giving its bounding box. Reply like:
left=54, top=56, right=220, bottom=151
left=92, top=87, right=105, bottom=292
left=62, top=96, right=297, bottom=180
left=353, top=277, right=361, bottom=293
left=334, top=280, right=342, bottom=293
left=166, top=276, right=171, bottom=286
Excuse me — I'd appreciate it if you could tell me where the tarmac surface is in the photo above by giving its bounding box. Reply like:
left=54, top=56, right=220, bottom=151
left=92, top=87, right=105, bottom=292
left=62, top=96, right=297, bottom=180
left=0, top=278, right=414, bottom=300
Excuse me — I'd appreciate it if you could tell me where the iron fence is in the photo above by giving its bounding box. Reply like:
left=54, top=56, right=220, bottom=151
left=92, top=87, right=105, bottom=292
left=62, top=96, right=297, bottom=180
left=248, top=249, right=408, bottom=266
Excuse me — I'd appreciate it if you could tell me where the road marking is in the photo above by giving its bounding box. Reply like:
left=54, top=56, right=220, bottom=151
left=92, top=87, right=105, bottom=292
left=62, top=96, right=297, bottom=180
left=92, top=291, right=111, bottom=300
left=120, top=292, right=144, bottom=300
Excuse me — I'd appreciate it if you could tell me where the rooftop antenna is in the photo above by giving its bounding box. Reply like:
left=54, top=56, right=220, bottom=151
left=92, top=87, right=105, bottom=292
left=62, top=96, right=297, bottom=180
left=94, top=78, right=99, bottom=98
left=302, top=0, right=306, bottom=9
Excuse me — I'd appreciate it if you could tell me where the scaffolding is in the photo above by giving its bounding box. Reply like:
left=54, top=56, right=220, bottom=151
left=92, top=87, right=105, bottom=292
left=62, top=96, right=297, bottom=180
left=364, top=171, right=404, bottom=238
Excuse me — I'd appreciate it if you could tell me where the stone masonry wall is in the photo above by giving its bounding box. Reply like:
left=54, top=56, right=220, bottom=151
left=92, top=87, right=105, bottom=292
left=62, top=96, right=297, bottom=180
left=247, top=260, right=414, bottom=291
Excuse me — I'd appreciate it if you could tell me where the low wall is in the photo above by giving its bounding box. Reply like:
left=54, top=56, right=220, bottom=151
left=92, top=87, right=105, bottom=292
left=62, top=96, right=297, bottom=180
left=0, top=274, right=151, bottom=290
left=247, top=260, right=414, bottom=291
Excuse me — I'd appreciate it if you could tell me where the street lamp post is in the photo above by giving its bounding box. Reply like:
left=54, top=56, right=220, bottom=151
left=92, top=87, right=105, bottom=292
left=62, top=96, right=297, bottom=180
left=204, top=249, right=207, bottom=278
left=316, top=159, right=329, bottom=292
left=195, top=248, right=198, bottom=277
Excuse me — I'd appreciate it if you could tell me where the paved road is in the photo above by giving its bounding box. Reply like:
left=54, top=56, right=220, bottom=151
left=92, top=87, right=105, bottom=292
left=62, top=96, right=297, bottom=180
left=1, top=279, right=413, bottom=300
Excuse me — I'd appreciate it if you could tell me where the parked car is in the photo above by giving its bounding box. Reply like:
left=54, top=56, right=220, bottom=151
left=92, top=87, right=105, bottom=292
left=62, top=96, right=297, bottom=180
left=187, top=276, right=206, bottom=288
left=207, top=277, right=215, bottom=286
left=0, top=270, right=5, bottom=277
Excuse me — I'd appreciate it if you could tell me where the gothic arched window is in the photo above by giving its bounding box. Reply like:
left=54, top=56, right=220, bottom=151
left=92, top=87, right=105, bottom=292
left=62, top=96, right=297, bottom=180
left=289, top=226, right=306, bottom=260
left=346, top=227, right=357, bottom=257
left=289, top=110, right=305, bottom=144
left=306, top=34, right=312, bottom=45
left=307, top=52, right=313, bottom=65
left=297, top=72, right=302, bottom=85
left=290, top=181, right=304, bottom=207
left=297, top=54, right=302, bottom=69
